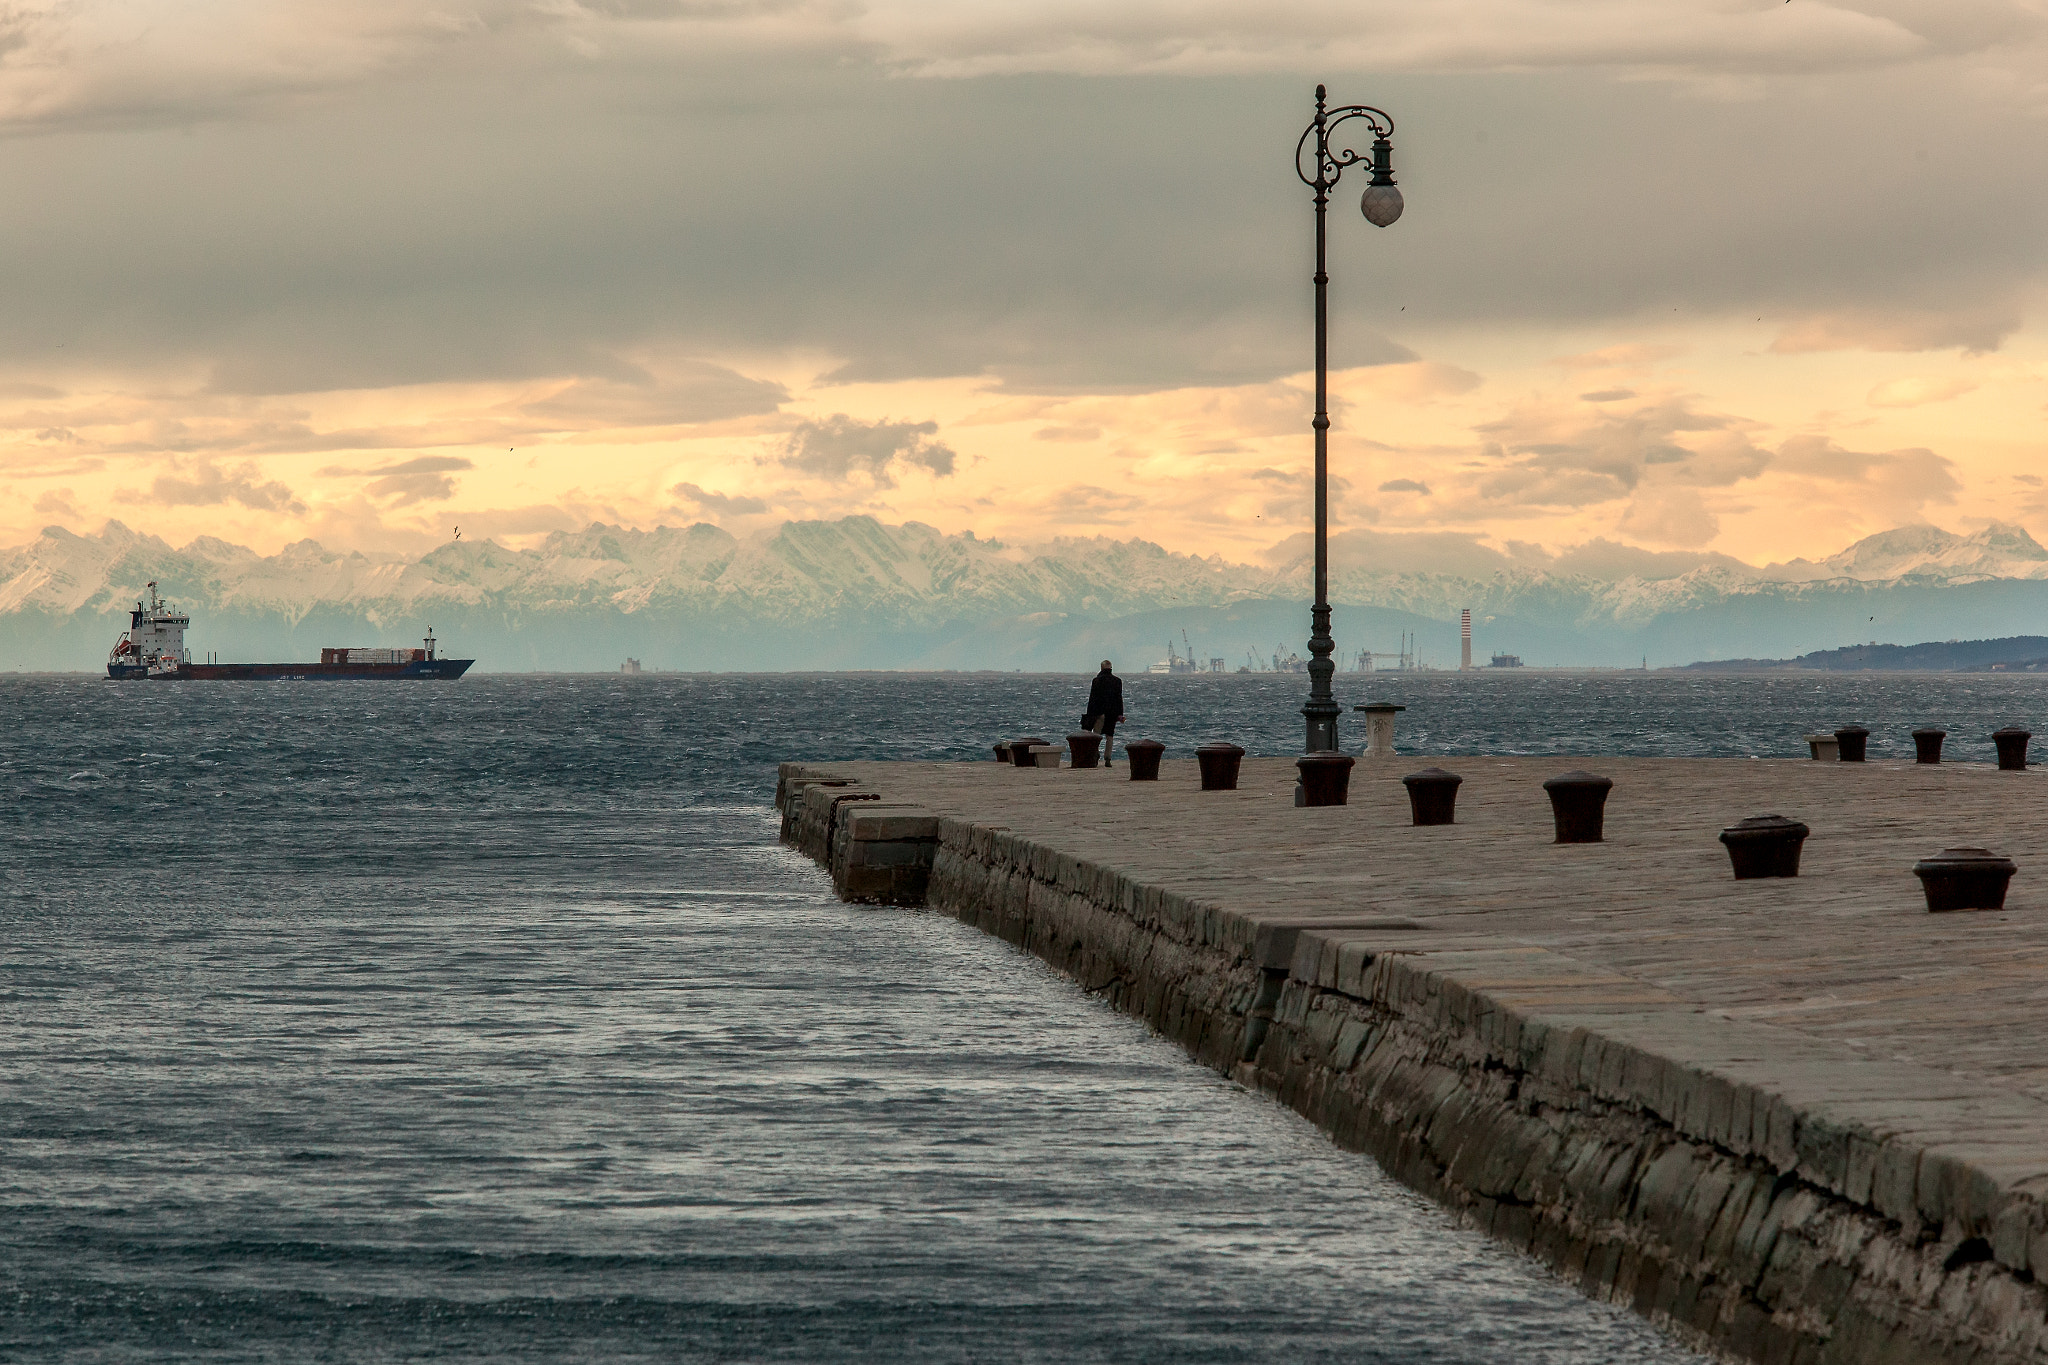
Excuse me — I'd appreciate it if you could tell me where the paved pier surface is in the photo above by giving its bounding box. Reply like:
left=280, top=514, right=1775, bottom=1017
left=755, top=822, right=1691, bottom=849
left=786, top=752, right=2048, bottom=1364
left=824, top=754, right=2048, bottom=1102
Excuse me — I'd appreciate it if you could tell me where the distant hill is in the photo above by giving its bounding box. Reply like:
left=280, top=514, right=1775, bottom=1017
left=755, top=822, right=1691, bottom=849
left=1685, top=638, right=2048, bottom=673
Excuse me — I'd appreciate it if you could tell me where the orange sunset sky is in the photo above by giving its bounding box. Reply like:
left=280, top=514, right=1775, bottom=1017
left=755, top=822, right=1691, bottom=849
left=2, top=1, right=2044, bottom=572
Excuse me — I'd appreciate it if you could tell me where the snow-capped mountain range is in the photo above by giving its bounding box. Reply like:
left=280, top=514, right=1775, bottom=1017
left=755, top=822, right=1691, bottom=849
left=7, top=518, right=2048, bottom=672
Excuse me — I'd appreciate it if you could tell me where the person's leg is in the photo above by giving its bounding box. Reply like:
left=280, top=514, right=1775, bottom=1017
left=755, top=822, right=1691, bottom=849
left=1101, top=717, right=1116, bottom=766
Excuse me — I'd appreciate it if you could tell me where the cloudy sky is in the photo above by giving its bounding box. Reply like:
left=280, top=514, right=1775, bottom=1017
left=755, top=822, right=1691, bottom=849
left=2, top=0, right=2044, bottom=569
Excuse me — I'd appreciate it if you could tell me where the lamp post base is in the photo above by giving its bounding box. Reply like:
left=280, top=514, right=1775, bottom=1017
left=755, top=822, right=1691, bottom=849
left=1302, top=701, right=1340, bottom=754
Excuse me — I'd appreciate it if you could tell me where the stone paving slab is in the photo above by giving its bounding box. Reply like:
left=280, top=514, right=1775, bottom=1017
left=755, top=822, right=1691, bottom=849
left=789, top=752, right=2048, bottom=1358
left=813, top=753, right=2048, bottom=1127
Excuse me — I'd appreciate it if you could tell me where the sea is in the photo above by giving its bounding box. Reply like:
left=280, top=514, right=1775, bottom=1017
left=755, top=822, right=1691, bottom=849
left=6, top=668, right=2043, bottom=1363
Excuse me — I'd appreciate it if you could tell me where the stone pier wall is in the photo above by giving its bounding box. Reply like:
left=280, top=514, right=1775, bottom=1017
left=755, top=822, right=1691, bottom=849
left=776, top=761, right=2048, bottom=1365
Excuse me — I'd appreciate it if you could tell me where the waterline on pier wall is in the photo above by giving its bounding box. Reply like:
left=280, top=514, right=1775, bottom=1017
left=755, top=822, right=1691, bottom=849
left=781, top=759, right=2048, bottom=1365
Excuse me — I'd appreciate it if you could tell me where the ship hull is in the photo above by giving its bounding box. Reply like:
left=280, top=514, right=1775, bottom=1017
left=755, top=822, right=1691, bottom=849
left=108, top=659, right=474, bottom=680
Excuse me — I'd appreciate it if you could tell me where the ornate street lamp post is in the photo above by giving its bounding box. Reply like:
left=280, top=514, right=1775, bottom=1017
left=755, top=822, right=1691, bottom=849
left=1295, top=85, right=1402, bottom=753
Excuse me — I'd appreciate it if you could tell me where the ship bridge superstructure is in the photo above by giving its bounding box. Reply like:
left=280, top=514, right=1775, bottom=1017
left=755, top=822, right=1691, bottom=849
left=108, top=582, right=189, bottom=676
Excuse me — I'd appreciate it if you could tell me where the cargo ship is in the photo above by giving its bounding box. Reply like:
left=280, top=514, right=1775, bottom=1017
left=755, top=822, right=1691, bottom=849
left=107, top=583, right=473, bottom=680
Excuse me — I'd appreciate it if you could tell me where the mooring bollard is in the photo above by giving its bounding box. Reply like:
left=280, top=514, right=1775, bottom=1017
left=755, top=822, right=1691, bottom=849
left=1066, top=732, right=1102, bottom=769
left=1804, top=733, right=1839, bottom=761
left=1912, top=847, right=2017, bottom=911
left=1834, top=726, right=1870, bottom=762
left=1911, top=729, right=1946, bottom=764
left=1196, top=743, right=1245, bottom=791
left=993, top=741, right=1013, bottom=763
left=1719, top=815, right=1809, bottom=879
left=1993, top=727, right=2032, bottom=771
left=1295, top=753, right=1355, bottom=806
left=1353, top=701, right=1406, bottom=758
left=1543, top=771, right=1613, bottom=843
left=1008, top=737, right=1050, bottom=768
left=1125, top=739, right=1165, bottom=781
left=1401, top=767, right=1462, bottom=825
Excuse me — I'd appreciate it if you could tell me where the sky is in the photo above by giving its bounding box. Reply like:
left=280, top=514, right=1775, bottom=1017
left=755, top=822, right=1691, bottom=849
left=1, top=0, right=2045, bottom=572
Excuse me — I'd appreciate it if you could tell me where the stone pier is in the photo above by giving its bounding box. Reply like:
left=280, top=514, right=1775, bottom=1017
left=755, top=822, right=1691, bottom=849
left=776, top=754, right=2048, bottom=1364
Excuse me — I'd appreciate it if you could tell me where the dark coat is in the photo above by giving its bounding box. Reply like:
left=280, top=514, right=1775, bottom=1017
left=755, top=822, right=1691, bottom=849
left=1084, top=670, right=1124, bottom=724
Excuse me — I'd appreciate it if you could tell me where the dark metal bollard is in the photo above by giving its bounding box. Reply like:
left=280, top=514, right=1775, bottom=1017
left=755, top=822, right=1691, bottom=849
left=1125, top=739, right=1165, bottom=781
left=1543, top=771, right=1613, bottom=843
left=1066, top=732, right=1102, bottom=769
left=1911, top=729, right=1945, bottom=764
left=1834, top=726, right=1870, bottom=762
left=993, top=742, right=1012, bottom=762
left=1196, top=743, right=1245, bottom=791
left=1008, top=737, right=1050, bottom=768
left=1719, top=815, right=1809, bottom=879
left=1913, top=847, right=2017, bottom=911
left=1295, top=753, right=1355, bottom=806
left=1401, top=767, right=1463, bottom=825
left=1994, top=727, right=2032, bottom=771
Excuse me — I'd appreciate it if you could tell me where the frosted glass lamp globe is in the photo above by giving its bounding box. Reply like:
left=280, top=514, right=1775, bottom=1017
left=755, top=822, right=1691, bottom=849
left=1360, top=183, right=1404, bottom=227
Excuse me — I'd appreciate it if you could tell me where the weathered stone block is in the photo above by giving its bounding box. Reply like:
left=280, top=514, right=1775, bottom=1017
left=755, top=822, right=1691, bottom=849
left=1701, top=1169, right=1769, bottom=1271
left=780, top=755, right=2048, bottom=1365
left=1795, top=1111, right=1853, bottom=1195
left=844, top=809, right=939, bottom=841
left=1331, top=1017, right=1371, bottom=1072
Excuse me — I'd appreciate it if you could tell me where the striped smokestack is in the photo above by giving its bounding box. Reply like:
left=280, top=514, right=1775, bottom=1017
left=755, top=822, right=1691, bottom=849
left=1460, top=608, right=1472, bottom=671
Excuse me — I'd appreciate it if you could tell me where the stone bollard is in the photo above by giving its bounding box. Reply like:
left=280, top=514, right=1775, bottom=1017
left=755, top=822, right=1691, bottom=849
left=1543, top=771, right=1613, bottom=843
left=1719, top=815, right=1809, bottom=879
left=1401, top=767, right=1463, bottom=825
left=1124, top=739, right=1164, bottom=781
left=1295, top=753, right=1355, bottom=806
left=1911, top=729, right=1946, bottom=764
left=1834, top=726, right=1870, bottom=762
left=1008, top=737, right=1050, bottom=768
left=1352, top=702, right=1406, bottom=757
left=1804, top=734, right=1838, bottom=761
left=1066, top=732, right=1102, bottom=769
left=1026, top=744, right=1061, bottom=768
left=1196, top=743, right=1245, bottom=791
left=1993, top=727, right=2032, bottom=771
left=1913, top=847, right=2017, bottom=911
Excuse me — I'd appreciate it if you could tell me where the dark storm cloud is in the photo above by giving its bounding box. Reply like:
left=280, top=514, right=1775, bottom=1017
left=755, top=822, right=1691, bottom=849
left=120, top=459, right=304, bottom=513
left=673, top=481, right=768, bottom=515
left=522, top=365, right=788, bottom=427
left=0, top=24, right=2037, bottom=398
left=781, top=415, right=957, bottom=485
left=318, top=454, right=475, bottom=505
left=1467, top=394, right=1768, bottom=511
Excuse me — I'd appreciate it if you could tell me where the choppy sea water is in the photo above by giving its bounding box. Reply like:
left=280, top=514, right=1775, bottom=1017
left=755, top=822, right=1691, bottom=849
left=8, top=670, right=2044, bottom=1363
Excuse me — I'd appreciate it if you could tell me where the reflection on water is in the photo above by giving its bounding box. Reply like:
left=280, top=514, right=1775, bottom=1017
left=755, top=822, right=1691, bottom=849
left=16, top=667, right=1992, bottom=1361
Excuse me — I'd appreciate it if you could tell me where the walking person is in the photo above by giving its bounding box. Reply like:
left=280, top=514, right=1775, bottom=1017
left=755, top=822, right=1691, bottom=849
left=1083, top=660, right=1125, bottom=768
